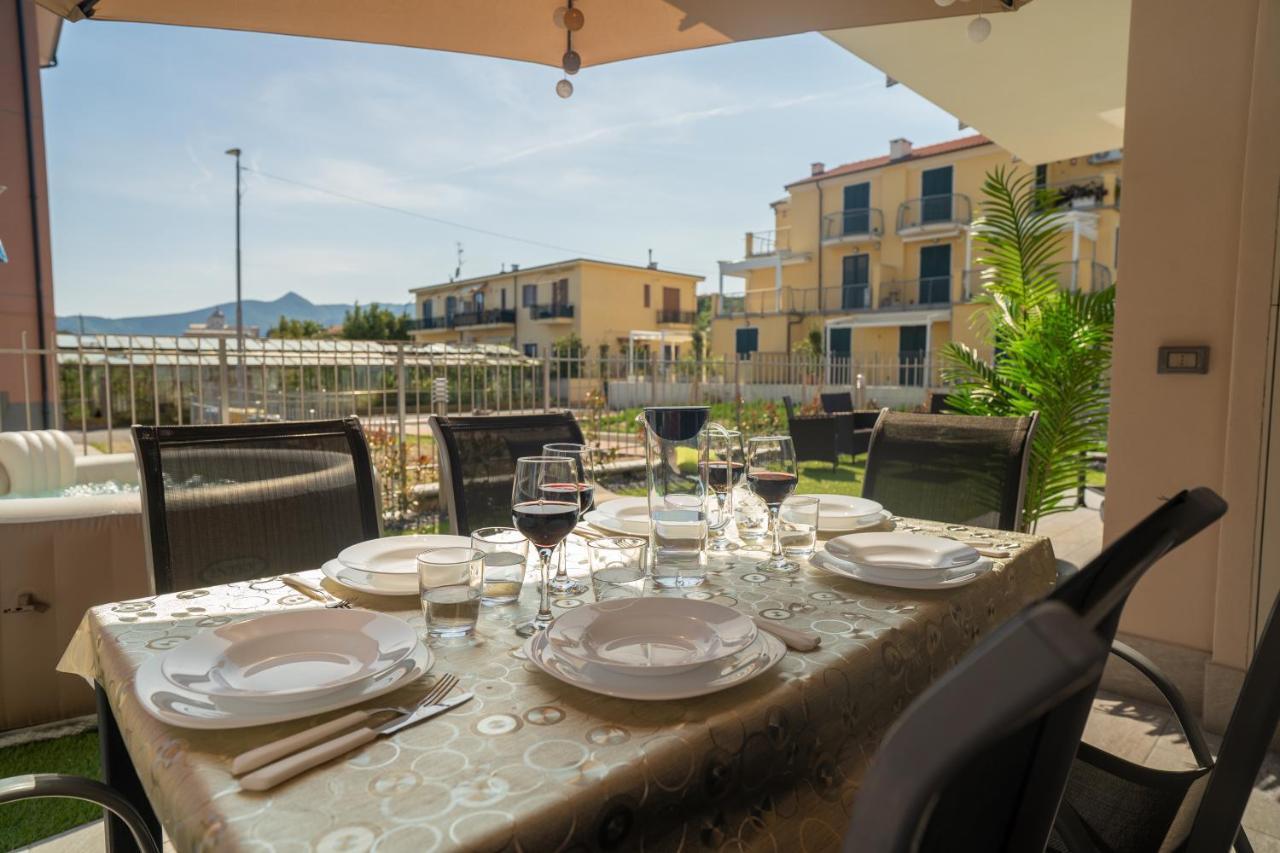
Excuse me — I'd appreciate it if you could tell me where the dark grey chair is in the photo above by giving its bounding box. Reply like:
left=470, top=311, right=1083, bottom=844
left=781, top=396, right=839, bottom=469
left=862, top=409, right=1039, bottom=531
left=132, top=418, right=381, bottom=594
left=846, top=487, right=1228, bottom=853
left=428, top=412, right=585, bottom=535
left=0, top=774, right=160, bottom=853
left=820, top=391, right=854, bottom=414
left=925, top=390, right=952, bottom=414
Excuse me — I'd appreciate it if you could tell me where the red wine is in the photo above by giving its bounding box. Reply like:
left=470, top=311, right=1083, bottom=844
left=747, top=471, right=798, bottom=507
left=513, top=500, right=580, bottom=547
left=701, top=461, right=744, bottom=493
left=540, top=482, right=595, bottom=514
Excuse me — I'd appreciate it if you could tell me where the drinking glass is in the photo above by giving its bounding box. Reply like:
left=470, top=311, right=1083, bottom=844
left=586, top=536, right=648, bottom=601
left=733, top=487, right=771, bottom=546
left=470, top=526, right=529, bottom=606
left=746, top=435, right=800, bottom=572
left=779, top=495, right=819, bottom=557
left=417, top=547, right=483, bottom=639
left=541, top=442, right=595, bottom=596
left=704, top=426, right=745, bottom=552
left=511, top=456, right=581, bottom=637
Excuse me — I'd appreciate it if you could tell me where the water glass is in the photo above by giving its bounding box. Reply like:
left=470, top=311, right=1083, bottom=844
left=779, top=495, right=819, bottom=557
left=417, top=547, right=483, bottom=639
left=587, top=537, right=648, bottom=601
left=470, top=527, right=529, bottom=606
left=734, top=486, right=770, bottom=546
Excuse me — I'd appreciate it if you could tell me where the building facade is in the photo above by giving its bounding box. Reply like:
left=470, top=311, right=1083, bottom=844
left=709, top=134, right=1122, bottom=385
left=408, top=258, right=703, bottom=360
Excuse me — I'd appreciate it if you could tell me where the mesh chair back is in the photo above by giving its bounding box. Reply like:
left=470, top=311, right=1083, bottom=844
left=847, top=488, right=1226, bottom=853
left=132, top=419, right=380, bottom=594
left=781, top=395, right=797, bottom=421
left=429, top=412, right=585, bottom=535
left=845, top=601, right=1109, bottom=853
left=820, top=392, right=854, bottom=414
left=862, top=410, right=1038, bottom=531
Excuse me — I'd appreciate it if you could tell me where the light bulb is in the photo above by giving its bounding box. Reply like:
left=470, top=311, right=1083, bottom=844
left=968, top=15, right=991, bottom=42
left=563, top=7, right=584, bottom=31
left=562, top=49, right=581, bottom=75
left=935, top=0, right=957, bottom=6
left=556, top=78, right=574, bottom=98
left=553, top=6, right=567, bottom=28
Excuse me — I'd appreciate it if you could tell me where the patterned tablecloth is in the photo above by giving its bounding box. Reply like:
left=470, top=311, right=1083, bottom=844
left=59, top=519, right=1056, bottom=853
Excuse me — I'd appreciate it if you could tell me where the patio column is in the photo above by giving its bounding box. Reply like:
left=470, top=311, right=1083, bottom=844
left=1070, top=218, right=1081, bottom=292
left=774, top=254, right=783, bottom=312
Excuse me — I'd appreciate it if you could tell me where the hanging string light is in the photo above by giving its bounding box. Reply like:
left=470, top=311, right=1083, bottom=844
left=554, top=1, right=583, bottom=98
left=968, top=0, right=991, bottom=42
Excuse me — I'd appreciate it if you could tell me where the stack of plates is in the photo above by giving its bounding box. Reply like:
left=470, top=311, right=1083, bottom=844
left=321, top=534, right=470, bottom=596
left=136, top=609, right=432, bottom=729
left=797, top=494, right=892, bottom=534
left=811, top=531, right=992, bottom=589
left=525, top=598, right=785, bottom=700
left=583, top=497, right=650, bottom=537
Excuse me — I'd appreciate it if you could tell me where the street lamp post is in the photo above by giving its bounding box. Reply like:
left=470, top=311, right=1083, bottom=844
left=225, top=148, right=246, bottom=415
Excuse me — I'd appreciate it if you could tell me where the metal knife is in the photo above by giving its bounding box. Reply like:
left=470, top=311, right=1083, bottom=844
left=239, top=693, right=473, bottom=791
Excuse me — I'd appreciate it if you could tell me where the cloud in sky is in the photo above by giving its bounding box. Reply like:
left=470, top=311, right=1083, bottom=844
left=41, top=24, right=966, bottom=317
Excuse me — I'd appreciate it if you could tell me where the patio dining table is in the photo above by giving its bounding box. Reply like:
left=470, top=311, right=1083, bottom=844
left=58, top=518, right=1056, bottom=852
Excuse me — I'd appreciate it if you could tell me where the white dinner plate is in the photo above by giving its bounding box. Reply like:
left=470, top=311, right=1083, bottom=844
left=583, top=509, right=649, bottom=537
left=819, top=509, right=895, bottom=534
left=798, top=494, right=883, bottom=524
left=825, top=532, right=980, bottom=571
left=526, top=628, right=784, bottom=701
left=810, top=549, right=992, bottom=590
left=547, top=598, right=757, bottom=677
left=321, top=559, right=417, bottom=597
left=138, top=641, right=432, bottom=730
left=596, top=497, right=649, bottom=523
left=337, top=534, right=470, bottom=576
left=160, top=609, right=420, bottom=703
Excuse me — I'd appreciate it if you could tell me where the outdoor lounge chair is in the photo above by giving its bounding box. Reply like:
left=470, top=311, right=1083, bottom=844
left=846, top=487, right=1228, bottom=853
left=428, top=412, right=585, bottom=535
left=132, top=418, right=381, bottom=594
left=820, top=391, right=854, bottom=414
left=782, top=395, right=840, bottom=469
left=862, top=409, right=1038, bottom=531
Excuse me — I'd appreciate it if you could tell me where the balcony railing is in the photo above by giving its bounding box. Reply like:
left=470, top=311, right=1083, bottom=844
left=1038, top=175, right=1117, bottom=211
left=821, top=209, right=885, bottom=242
left=530, top=303, right=575, bottom=320
left=745, top=229, right=790, bottom=257
left=408, top=308, right=516, bottom=331
left=962, top=261, right=1114, bottom=300
left=879, top=277, right=953, bottom=309
left=656, top=309, right=696, bottom=324
left=896, top=194, right=972, bottom=233
left=408, top=315, right=450, bottom=331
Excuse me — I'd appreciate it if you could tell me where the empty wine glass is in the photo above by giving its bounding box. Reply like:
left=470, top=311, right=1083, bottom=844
left=704, top=425, right=744, bottom=552
left=541, top=442, right=595, bottom=596
left=746, top=435, right=799, bottom=572
left=511, top=456, right=580, bottom=637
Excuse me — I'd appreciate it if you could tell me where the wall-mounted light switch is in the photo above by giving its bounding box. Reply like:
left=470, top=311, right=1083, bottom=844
left=1157, top=346, right=1210, bottom=374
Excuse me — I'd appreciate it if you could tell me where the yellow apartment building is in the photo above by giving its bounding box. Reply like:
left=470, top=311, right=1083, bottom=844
left=709, top=134, right=1122, bottom=386
left=408, top=258, right=703, bottom=360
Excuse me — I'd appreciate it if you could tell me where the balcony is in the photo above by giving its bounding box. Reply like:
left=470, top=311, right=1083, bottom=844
left=745, top=229, right=790, bottom=257
left=530, top=303, right=575, bottom=321
left=656, top=309, right=696, bottom=324
left=896, top=194, right=972, bottom=239
left=879, top=277, right=954, bottom=310
left=408, top=308, right=516, bottom=331
left=962, top=261, right=1114, bottom=300
left=1039, top=175, right=1119, bottom=211
left=821, top=208, right=885, bottom=244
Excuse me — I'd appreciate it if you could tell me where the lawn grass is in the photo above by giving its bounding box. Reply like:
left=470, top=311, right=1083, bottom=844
left=0, top=731, right=102, bottom=851
left=603, top=458, right=867, bottom=499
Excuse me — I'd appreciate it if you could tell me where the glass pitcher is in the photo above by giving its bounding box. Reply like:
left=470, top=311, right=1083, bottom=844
left=637, top=406, right=710, bottom=587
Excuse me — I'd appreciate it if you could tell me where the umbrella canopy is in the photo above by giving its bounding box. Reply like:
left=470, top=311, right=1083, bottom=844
left=37, top=0, right=1032, bottom=69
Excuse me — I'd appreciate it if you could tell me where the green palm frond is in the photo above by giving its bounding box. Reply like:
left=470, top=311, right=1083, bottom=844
left=942, top=168, right=1115, bottom=531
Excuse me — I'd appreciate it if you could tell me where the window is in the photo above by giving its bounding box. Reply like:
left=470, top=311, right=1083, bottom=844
left=1035, top=164, right=1048, bottom=189
left=445, top=295, right=457, bottom=318
left=422, top=300, right=433, bottom=320
left=523, top=343, right=538, bottom=357
left=522, top=284, right=537, bottom=307
left=735, top=327, right=759, bottom=357
left=920, top=166, right=954, bottom=223
left=842, top=183, right=871, bottom=235
left=501, top=289, right=507, bottom=310
left=643, top=284, right=651, bottom=308
left=918, top=244, right=952, bottom=304
left=552, top=278, right=568, bottom=307
left=841, top=254, right=870, bottom=310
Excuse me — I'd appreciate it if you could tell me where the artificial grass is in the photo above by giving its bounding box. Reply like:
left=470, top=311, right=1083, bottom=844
left=0, top=731, right=102, bottom=851
left=604, top=458, right=867, bottom=499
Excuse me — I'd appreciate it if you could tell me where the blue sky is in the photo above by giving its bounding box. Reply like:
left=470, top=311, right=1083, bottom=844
left=41, top=22, right=968, bottom=317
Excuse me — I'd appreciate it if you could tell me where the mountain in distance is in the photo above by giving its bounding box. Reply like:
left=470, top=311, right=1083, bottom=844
left=56, top=291, right=415, bottom=337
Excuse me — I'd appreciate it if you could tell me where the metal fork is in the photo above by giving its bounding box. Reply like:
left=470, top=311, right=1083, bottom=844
left=280, top=574, right=353, bottom=608
left=230, top=673, right=458, bottom=777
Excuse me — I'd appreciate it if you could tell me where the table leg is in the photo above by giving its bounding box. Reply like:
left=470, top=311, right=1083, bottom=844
left=96, top=684, right=161, bottom=853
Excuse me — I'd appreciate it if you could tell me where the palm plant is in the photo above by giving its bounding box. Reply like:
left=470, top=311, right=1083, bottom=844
left=941, top=167, right=1115, bottom=532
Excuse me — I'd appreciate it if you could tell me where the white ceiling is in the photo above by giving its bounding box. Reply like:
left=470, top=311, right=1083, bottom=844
left=824, top=0, right=1129, bottom=164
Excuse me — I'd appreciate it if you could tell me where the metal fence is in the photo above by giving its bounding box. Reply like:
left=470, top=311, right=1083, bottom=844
left=1, top=335, right=950, bottom=524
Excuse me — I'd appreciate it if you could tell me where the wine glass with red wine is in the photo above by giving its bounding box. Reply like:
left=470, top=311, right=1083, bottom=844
left=540, top=442, right=596, bottom=596
left=746, top=435, right=799, bottom=572
left=512, top=456, right=581, bottom=637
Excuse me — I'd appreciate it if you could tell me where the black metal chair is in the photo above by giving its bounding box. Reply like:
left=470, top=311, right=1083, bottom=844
left=781, top=396, right=840, bottom=470
left=862, top=409, right=1039, bottom=531
left=925, top=390, right=952, bottom=414
left=428, top=412, right=585, bottom=535
left=820, top=391, right=854, bottom=414
left=132, top=418, right=381, bottom=594
left=0, top=774, right=161, bottom=853
left=845, top=487, right=1228, bottom=853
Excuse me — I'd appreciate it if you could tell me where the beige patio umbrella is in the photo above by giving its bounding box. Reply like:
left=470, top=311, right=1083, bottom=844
left=35, top=0, right=1030, bottom=70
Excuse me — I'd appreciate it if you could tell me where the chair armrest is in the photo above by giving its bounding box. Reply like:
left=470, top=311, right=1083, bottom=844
left=0, top=774, right=161, bottom=853
left=1109, top=640, right=1214, bottom=768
